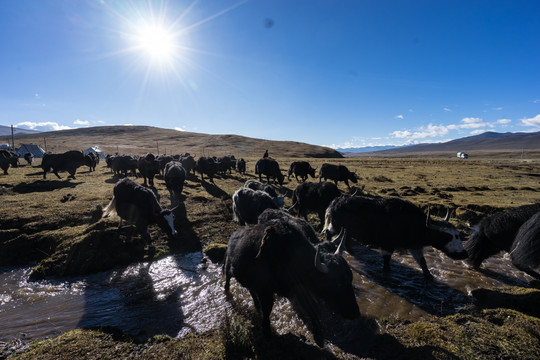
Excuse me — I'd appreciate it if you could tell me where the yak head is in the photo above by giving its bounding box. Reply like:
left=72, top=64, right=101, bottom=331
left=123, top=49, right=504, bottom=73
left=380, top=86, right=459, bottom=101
left=156, top=207, right=178, bottom=239
left=309, top=166, right=317, bottom=178
left=348, top=171, right=358, bottom=184
left=426, top=208, right=468, bottom=260
left=313, top=229, right=360, bottom=320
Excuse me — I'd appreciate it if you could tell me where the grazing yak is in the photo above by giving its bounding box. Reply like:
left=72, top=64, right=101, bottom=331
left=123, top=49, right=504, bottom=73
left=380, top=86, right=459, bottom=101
left=85, top=152, right=98, bottom=172
left=23, top=152, right=34, bottom=165
left=288, top=181, right=342, bottom=226
left=236, top=158, right=246, bottom=174
left=111, top=155, right=138, bottom=177
left=179, top=155, right=196, bottom=175
left=223, top=217, right=359, bottom=346
left=164, top=161, right=186, bottom=207
left=103, top=178, right=177, bottom=254
left=255, top=157, right=284, bottom=185
left=319, top=163, right=358, bottom=188
left=42, top=150, right=92, bottom=179
left=217, top=155, right=236, bottom=175
left=138, top=153, right=160, bottom=187
left=465, top=203, right=540, bottom=276
left=232, top=187, right=281, bottom=225
left=0, top=149, right=19, bottom=175
left=510, top=211, right=540, bottom=279
left=196, top=156, right=218, bottom=183
left=288, top=161, right=317, bottom=182
left=323, top=195, right=468, bottom=278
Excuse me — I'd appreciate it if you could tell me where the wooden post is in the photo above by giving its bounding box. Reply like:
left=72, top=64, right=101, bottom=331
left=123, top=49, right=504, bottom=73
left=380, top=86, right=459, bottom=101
left=11, top=125, right=15, bottom=149
left=43, top=137, right=47, bottom=152
left=156, top=141, right=159, bottom=154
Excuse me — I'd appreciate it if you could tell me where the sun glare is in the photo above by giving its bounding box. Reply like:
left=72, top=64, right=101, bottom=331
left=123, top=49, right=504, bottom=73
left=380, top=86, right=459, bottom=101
left=136, top=25, right=175, bottom=61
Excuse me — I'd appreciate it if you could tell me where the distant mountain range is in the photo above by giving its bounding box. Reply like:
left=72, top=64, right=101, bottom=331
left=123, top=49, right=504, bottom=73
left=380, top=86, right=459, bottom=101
left=336, top=145, right=400, bottom=153
left=341, top=131, right=540, bottom=156
left=0, top=125, right=40, bottom=137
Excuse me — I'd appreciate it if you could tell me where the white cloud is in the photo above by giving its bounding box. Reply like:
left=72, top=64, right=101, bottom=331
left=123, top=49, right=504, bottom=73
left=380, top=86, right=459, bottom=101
left=74, top=119, right=89, bottom=125
left=35, top=93, right=40, bottom=99
left=521, top=114, right=540, bottom=128
left=459, top=117, right=489, bottom=129
left=123, top=124, right=134, bottom=126
left=391, top=123, right=449, bottom=142
left=395, top=115, right=404, bottom=119
left=443, top=107, right=451, bottom=112
left=532, top=99, right=540, bottom=104
left=16, top=121, right=71, bottom=131
left=175, top=126, right=186, bottom=131
left=496, top=118, right=511, bottom=125
left=494, top=107, right=503, bottom=111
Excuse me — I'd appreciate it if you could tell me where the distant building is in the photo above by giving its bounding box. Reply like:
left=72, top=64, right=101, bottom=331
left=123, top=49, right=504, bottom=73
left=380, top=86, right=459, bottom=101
left=457, top=152, right=469, bottom=159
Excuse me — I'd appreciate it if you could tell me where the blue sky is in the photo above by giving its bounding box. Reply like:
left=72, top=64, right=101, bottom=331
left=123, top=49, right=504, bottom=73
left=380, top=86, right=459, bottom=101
left=1, top=0, right=539, bottom=149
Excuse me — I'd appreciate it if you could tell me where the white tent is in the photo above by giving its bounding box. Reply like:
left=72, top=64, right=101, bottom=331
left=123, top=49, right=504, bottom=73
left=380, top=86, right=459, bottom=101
left=0, top=143, right=11, bottom=149
left=16, top=144, right=46, bottom=158
left=83, top=146, right=105, bottom=158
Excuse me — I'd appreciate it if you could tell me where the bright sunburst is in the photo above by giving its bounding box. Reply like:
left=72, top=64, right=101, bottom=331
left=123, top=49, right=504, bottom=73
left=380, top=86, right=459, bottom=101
left=136, top=24, right=176, bottom=61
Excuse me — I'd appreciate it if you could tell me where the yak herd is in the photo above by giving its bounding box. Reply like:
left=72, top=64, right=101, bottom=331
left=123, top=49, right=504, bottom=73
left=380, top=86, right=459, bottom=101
left=2, top=148, right=540, bottom=346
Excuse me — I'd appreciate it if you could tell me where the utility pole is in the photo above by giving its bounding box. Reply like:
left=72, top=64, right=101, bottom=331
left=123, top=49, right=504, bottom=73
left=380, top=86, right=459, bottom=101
left=156, top=141, right=159, bottom=154
left=44, top=137, right=47, bottom=152
left=11, top=125, right=14, bottom=149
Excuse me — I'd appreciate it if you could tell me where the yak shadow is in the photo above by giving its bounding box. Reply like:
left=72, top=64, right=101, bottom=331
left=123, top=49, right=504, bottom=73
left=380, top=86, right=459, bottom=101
left=169, top=200, right=202, bottom=253
left=471, top=287, right=540, bottom=317
left=476, top=267, right=537, bottom=288
left=25, top=171, right=46, bottom=177
left=347, top=244, right=473, bottom=316
left=75, top=259, right=190, bottom=342
left=224, top=282, right=408, bottom=359
left=12, top=180, right=83, bottom=194
left=201, top=180, right=230, bottom=199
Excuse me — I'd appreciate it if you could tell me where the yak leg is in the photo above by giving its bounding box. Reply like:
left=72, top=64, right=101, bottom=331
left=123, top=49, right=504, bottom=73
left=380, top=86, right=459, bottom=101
left=53, top=167, right=62, bottom=179
left=381, top=249, right=393, bottom=272
left=409, top=248, right=432, bottom=279
left=258, top=291, right=274, bottom=336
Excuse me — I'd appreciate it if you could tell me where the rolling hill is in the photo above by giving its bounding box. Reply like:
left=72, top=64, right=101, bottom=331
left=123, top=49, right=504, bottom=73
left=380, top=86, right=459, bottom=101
left=349, top=131, right=540, bottom=158
left=0, top=125, right=40, bottom=137
left=4, top=125, right=343, bottom=158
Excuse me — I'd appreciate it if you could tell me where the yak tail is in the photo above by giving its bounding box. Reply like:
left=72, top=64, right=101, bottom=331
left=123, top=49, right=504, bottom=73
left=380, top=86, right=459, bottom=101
left=102, top=196, right=117, bottom=218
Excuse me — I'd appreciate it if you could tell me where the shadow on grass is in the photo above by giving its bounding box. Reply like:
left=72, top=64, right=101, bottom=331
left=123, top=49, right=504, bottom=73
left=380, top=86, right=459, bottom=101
left=12, top=180, right=83, bottom=194
left=477, top=267, right=536, bottom=288
left=201, top=180, right=230, bottom=199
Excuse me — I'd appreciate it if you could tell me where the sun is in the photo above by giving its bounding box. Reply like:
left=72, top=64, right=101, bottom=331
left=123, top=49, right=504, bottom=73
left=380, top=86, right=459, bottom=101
left=135, top=24, right=176, bottom=62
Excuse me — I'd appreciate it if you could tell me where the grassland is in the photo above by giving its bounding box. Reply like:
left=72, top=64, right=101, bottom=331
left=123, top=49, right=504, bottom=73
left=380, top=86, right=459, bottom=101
left=1, top=150, right=540, bottom=359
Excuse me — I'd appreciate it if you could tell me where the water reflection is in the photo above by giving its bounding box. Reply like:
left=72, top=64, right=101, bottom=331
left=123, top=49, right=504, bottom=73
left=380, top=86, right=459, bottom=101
left=0, top=244, right=537, bottom=344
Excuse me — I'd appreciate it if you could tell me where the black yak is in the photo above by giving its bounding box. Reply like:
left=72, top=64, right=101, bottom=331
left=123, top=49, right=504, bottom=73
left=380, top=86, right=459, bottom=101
left=465, top=203, right=540, bottom=277
left=223, top=218, right=359, bottom=346
left=103, top=178, right=177, bottom=254
left=323, top=195, right=467, bottom=278
left=318, top=163, right=357, bottom=188
left=255, top=157, right=284, bottom=185
left=288, top=161, right=316, bottom=182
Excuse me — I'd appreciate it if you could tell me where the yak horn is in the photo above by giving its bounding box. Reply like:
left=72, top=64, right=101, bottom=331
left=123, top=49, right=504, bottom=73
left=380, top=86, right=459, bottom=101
left=286, top=201, right=297, bottom=213
left=314, top=246, right=329, bottom=273
left=333, top=228, right=347, bottom=256
left=444, top=208, right=451, bottom=222
left=350, top=188, right=359, bottom=197
left=426, top=207, right=431, bottom=227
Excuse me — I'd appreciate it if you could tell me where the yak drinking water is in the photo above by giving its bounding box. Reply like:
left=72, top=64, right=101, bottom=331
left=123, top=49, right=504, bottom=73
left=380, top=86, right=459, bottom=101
left=323, top=195, right=467, bottom=278
left=103, top=178, right=177, bottom=255
left=465, top=203, right=540, bottom=278
left=223, top=218, right=359, bottom=346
